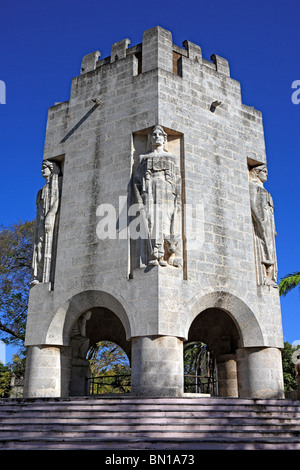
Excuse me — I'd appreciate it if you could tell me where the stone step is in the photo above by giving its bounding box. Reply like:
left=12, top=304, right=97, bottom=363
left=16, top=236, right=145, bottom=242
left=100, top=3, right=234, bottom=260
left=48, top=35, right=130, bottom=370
left=1, top=396, right=300, bottom=406
left=0, top=424, right=300, bottom=436
left=1, top=416, right=300, bottom=425
left=1, top=435, right=300, bottom=451
left=0, top=396, right=299, bottom=450
left=1, top=425, right=300, bottom=435
left=2, top=403, right=300, bottom=412
left=3, top=408, right=300, bottom=417
left=3, top=404, right=287, bottom=412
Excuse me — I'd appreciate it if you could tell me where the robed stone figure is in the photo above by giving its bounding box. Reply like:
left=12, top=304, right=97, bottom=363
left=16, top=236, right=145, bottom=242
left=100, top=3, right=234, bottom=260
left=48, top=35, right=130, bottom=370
left=249, top=164, right=277, bottom=287
left=31, top=160, right=62, bottom=286
left=133, top=125, right=182, bottom=268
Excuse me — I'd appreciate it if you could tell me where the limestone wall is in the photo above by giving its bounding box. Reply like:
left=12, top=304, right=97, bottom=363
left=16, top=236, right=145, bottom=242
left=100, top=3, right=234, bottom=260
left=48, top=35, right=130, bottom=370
left=25, top=26, right=283, bottom=353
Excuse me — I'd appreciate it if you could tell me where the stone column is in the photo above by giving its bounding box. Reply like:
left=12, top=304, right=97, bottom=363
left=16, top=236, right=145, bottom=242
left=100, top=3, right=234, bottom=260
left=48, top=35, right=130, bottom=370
left=216, top=354, right=238, bottom=397
left=131, top=335, right=183, bottom=396
left=70, top=358, right=91, bottom=397
left=236, top=347, right=285, bottom=399
left=23, top=345, right=71, bottom=398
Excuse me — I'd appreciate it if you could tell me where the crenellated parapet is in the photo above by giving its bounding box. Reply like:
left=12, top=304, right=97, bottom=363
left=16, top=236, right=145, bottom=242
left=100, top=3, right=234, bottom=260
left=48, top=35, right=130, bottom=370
left=79, top=25, right=231, bottom=79
left=46, top=26, right=264, bottom=164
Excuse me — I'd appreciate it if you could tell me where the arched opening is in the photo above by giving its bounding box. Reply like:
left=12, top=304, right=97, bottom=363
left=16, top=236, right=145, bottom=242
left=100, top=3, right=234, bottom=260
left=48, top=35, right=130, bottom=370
left=184, top=342, right=216, bottom=395
left=87, top=341, right=131, bottom=395
left=69, top=307, right=131, bottom=396
left=186, top=308, right=242, bottom=397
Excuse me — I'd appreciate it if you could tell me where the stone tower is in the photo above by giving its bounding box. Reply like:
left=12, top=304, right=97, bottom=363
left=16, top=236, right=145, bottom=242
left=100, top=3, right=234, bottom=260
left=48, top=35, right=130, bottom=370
left=23, top=26, right=284, bottom=399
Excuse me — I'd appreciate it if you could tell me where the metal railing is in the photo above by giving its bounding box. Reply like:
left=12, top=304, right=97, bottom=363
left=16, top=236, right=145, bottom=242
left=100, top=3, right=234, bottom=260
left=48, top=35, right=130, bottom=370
left=87, top=374, right=217, bottom=395
left=88, top=374, right=131, bottom=395
left=184, top=374, right=217, bottom=395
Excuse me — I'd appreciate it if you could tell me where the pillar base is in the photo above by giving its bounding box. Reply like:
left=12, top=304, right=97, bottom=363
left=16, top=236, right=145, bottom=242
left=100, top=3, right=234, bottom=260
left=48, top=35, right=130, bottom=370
left=131, top=335, right=183, bottom=397
left=236, top=347, right=285, bottom=399
left=23, top=345, right=70, bottom=398
left=70, top=358, right=91, bottom=396
left=217, top=353, right=238, bottom=397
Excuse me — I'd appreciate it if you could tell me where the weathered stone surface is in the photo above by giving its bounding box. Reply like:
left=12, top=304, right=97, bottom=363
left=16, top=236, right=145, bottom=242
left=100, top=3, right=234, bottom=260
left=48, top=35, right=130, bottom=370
left=24, top=26, right=284, bottom=399
left=236, top=347, right=285, bottom=399
left=131, top=336, right=184, bottom=396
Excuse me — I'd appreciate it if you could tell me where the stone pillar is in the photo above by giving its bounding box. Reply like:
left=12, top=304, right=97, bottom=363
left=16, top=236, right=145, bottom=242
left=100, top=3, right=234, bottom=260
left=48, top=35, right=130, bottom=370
left=216, top=354, right=238, bottom=397
left=131, top=335, right=183, bottom=396
left=70, top=358, right=91, bottom=396
left=236, top=347, right=285, bottom=399
left=23, top=345, right=70, bottom=398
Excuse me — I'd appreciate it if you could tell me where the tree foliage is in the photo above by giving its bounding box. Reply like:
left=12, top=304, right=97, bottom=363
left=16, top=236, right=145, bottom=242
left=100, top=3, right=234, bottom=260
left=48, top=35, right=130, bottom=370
left=88, top=340, right=130, bottom=375
left=281, top=341, right=298, bottom=391
left=0, top=361, right=11, bottom=397
left=87, top=341, right=131, bottom=394
left=279, top=272, right=300, bottom=297
left=0, top=221, right=34, bottom=345
left=184, top=341, right=216, bottom=394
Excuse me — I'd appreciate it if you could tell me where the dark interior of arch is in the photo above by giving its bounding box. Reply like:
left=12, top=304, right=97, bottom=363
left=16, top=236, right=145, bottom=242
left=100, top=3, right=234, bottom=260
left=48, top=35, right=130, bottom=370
left=85, top=307, right=131, bottom=362
left=188, top=308, right=241, bottom=357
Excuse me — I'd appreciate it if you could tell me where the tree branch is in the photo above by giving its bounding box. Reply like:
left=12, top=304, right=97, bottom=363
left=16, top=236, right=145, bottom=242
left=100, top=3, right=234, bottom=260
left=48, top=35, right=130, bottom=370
left=0, top=321, right=24, bottom=341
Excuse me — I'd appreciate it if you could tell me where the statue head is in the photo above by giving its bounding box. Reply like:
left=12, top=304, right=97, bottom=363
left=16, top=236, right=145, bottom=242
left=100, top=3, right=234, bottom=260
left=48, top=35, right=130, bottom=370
left=147, top=125, right=168, bottom=151
left=83, top=310, right=92, bottom=321
left=41, top=160, right=60, bottom=179
left=249, top=164, right=268, bottom=184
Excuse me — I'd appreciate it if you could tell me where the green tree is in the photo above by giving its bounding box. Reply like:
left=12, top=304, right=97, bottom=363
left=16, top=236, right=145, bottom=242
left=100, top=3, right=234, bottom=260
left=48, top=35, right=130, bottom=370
left=0, top=362, right=11, bottom=397
left=278, top=272, right=299, bottom=393
left=0, top=221, right=34, bottom=395
left=281, top=341, right=297, bottom=391
left=279, top=272, right=300, bottom=297
left=0, top=221, right=34, bottom=346
left=87, top=341, right=131, bottom=394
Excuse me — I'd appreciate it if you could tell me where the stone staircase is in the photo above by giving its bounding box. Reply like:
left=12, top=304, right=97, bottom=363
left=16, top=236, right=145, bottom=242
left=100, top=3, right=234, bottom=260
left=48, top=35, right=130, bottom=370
left=0, top=396, right=300, bottom=450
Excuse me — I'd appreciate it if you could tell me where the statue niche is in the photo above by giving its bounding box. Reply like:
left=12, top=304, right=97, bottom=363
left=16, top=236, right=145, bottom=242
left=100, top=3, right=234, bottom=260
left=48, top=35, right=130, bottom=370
left=31, top=160, right=62, bottom=286
left=249, top=164, right=278, bottom=287
left=133, top=125, right=182, bottom=268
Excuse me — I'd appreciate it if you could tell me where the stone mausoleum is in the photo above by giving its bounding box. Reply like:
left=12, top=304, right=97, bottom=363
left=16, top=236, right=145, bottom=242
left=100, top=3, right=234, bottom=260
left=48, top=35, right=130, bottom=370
left=23, top=26, right=285, bottom=399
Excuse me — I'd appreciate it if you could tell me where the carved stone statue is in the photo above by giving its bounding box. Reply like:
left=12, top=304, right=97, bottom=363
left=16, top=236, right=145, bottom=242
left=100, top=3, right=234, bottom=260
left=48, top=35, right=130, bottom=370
left=133, top=125, right=182, bottom=267
left=70, top=311, right=92, bottom=396
left=70, top=311, right=92, bottom=360
left=31, top=160, right=62, bottom=286
left=249, top=164, right=277, bottom=287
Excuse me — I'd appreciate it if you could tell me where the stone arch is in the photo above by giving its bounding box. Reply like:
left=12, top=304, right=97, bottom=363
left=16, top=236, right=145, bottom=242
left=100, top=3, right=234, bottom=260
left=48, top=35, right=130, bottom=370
left=85, top=308, right=131, bottom=362
left=187, top=308, right=241, bottom=356
left=46, top=289, right=131, bottom=346
left=185, top=290, right=264, bottom=348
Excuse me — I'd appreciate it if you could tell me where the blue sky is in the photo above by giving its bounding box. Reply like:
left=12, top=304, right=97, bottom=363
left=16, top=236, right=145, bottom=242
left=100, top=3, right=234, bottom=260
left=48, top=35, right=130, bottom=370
left=0, top=0, right=299, bottom=361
